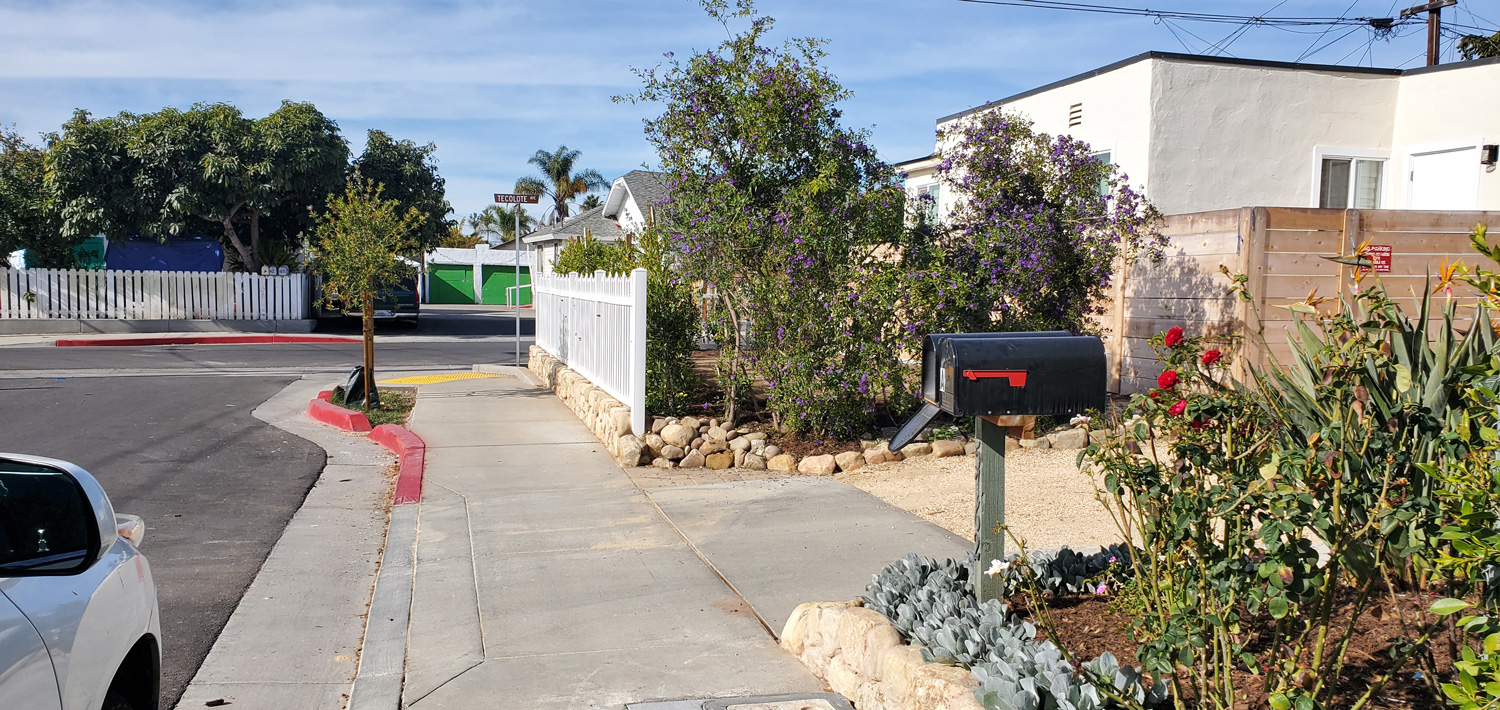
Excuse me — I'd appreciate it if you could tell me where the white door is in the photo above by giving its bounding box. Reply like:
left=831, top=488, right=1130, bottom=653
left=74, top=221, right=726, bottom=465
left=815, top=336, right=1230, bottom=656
left=1407, top=146, right=1479, bottom=210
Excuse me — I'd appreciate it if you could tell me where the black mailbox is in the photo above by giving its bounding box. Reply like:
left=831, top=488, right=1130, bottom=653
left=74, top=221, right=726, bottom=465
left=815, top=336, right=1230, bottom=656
left=892, top=331, right=1107, bottom=451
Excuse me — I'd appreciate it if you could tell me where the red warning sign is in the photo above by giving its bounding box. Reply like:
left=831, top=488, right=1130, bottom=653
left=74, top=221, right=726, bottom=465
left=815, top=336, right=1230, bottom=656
left=1360, top=245, right=1392, bottom=273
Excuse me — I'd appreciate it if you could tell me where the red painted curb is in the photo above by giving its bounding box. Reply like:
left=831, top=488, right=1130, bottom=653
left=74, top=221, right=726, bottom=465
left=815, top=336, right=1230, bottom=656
left=369, top=424, right=425, bottom=505
left=317, top=390, right=334, bottom=401
left=56, top=334, right=359, bottom=347
left=307, top=397, right=372, bottom=433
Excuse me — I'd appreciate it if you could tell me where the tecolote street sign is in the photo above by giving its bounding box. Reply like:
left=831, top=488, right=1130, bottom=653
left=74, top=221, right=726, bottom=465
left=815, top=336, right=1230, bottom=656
left=494, top=193, right=541, bottom=204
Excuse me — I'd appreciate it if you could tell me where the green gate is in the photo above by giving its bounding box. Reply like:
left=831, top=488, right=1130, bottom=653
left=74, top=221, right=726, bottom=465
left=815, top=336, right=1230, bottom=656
left=428, top=264, right=475, bottom=304
left=481, top=265, right=531, bottom=305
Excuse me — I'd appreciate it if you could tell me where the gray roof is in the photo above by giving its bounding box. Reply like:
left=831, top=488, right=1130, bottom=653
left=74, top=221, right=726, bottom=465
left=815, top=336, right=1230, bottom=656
left=521, top=205, right=625, bottom=244
left=619, top=170, right=672, bottom=212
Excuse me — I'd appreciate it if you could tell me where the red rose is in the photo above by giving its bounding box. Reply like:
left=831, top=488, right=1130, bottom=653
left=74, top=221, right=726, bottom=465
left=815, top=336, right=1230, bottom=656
left=1157, top=370, right=1179, bottom=389
left=1164, top=327, right=1184, bottom=347
left=1168, top=400, right=1188, bottom=417
left=1190, top=419, right=1207, bottom=431
left=1148, top=389, right=1159, bottom=399
left=1201, top=349, right=1222, bottom=366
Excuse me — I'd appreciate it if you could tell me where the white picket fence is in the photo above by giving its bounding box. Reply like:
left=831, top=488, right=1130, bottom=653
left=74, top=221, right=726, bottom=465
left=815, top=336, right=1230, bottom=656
left=0, top=269, right=309, bottom=320
left=533, top=268, right=648, bottom=435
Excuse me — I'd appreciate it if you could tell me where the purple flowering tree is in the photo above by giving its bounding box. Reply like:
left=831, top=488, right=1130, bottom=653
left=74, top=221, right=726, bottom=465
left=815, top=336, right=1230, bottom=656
left=900, top=109, right=1165, bottom=337
left=620, top=0, right=908, bottom=436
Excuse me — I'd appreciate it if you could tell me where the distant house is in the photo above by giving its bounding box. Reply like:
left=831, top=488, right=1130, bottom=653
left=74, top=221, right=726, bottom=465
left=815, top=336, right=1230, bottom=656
left=900, top=51, right=1500, bottom=217
left=523, top=170, right=673, bottom=274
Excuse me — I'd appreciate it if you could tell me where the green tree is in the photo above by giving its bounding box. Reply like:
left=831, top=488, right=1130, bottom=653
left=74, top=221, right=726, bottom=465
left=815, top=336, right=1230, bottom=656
left=48, top=101, right=348, bottom=272
left=351, top=129, right=454, bottom=252
left=0, top=126, right=74, bottom=268
left=579, top=194, right=603, bottom=211
left=514, top=145, right=607, bottom=224
left=1459, top=30, right=1500, bottom=59
left=464, top=204, right=535, bottom=243
left=311, top=179, right=424, bottom=405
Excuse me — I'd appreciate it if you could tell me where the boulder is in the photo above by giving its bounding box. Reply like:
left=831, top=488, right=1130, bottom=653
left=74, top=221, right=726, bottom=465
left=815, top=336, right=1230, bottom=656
left=651, top=457, right=675, bottom=470
left=734, top=450, right=746, bottom=468
left=764, top=445, right=782, bottom=458
left=650, top=417, right=667, bottom=434
left=690, top=437, right=706, bottom=451
left=680, top=416, right=700, bottom=431
left=705, top=452, right=733, bottom=470
left=729, top=437, right=752, bottom=453
left=660, top=444, right=686, bottom=461
left=1090, top=429, right=1110, bottom=445
left=931, top=440, right=966, bottom=458
left=863, top=443, right=903, bottom=465
left=1051, top=428, right=1090, bottom=449
left=1020, top=436, right=1051, bottom=450
left=742, top=432, right=768, bottom=442
left=661, top=424, right=694, bottom=449
left=709, top=418, right=720, bottom=429
left=700, top=440, right=727, bottom=455
left=834, top=451, right=866, bottom=472
left=965, top=441, right=979, bottom=456
left=644, top=433, right=667, bottom=457
left=902, top=442, right=934, bottom=457
left=767, top=454, right=797, bottom=472
left=706, top=425, right=729, bottom=442
left=742, top=452, right=767, bottom=470
left=614, top=435, right=646, bottom=467
left=680, top=450, right=706, bottom=469
left=798, top=454, right=837, bottom=475
left=858, top=439, right=878, bottom=451
left=750, top=439, right=767, bottom=455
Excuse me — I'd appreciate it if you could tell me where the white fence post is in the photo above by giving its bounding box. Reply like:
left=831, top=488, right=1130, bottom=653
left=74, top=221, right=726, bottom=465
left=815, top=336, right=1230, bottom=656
left=0, top=268, right=312, bottom=322
left=629, top=268, right=647, bottom=436
left=532, top=268, right=649, bottom=435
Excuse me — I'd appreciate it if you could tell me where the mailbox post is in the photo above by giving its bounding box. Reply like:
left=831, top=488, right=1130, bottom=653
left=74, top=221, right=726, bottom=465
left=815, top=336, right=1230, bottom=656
left=889, top=332, right=1106, bottom=603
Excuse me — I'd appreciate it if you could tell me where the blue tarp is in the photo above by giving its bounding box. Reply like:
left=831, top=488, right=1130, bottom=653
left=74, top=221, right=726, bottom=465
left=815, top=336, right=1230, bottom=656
left=105, top=236, right=223, bottom=272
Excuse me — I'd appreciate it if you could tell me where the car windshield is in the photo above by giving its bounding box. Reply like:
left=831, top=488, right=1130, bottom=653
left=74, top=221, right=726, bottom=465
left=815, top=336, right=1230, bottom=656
left=0, top=460, right=92, bottom=572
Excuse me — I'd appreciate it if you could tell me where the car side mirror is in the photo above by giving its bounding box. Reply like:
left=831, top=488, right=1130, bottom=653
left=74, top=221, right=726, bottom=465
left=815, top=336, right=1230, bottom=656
left=0, top=456, right=114, bottom=576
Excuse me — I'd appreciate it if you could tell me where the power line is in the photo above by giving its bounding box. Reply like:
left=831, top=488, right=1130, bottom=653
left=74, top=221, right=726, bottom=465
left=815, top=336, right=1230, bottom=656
left=953, top=0, right=1415, bottom=27
left=1298, top=0, right=1364, bottom=60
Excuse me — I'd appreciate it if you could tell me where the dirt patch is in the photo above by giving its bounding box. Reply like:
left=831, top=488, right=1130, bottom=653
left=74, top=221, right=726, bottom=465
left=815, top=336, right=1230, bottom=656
left=835, top=448, right=1120, bottom=552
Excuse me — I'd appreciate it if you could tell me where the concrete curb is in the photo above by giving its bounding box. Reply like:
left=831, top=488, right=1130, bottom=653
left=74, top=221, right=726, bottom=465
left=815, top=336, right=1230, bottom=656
left=55, top=333, right=358, bottom=347
left=347, top=422, right=427, bottom=708
left=307, top=397, right=373, bottom=432
left=368, top=424, right=425, bottom=505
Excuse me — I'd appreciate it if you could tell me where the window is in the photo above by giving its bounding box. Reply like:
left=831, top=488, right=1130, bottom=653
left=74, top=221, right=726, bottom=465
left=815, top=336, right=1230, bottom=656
left=1091, top=151, right=1113, bottom=196
left=914, top=183, right=940, bottom=225
left=0, top=461, right=94, bottom=574
left=1319, top=157, right=1383, bottom=209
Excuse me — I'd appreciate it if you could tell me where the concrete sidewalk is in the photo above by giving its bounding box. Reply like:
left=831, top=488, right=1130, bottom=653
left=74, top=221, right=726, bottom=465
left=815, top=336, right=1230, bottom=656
left=402, top=369, right=969, bottom=709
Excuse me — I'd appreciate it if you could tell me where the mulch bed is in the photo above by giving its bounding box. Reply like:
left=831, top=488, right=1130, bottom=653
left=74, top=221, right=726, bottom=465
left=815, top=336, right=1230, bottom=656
left=1010, top=588, right=1458, bottom=709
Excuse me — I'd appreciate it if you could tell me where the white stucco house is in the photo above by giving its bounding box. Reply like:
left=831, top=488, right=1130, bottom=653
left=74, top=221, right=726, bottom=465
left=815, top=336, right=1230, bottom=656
left=523, top=170, right=672, bottom=274
left=900, top=51, right=1500, bottom=217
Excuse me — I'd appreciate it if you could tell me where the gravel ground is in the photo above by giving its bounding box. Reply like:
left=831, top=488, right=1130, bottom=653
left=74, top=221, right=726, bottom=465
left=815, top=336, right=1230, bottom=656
left=835, top=448, right=1124, bottom=552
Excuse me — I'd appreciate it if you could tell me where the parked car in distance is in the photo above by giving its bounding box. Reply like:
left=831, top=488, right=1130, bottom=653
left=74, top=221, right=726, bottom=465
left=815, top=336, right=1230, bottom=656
left=313, top=274, right=421, bottom=326
left=0, top=454, right=161, bottom=710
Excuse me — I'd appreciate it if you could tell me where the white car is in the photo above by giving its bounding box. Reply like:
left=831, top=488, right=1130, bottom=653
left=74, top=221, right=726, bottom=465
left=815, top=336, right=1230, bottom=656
left=0, top=454, right=161, bottom=710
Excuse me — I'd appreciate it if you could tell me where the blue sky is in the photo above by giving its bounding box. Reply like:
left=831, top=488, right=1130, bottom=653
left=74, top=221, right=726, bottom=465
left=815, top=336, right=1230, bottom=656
left=2, top=0, right=1495, bottom=221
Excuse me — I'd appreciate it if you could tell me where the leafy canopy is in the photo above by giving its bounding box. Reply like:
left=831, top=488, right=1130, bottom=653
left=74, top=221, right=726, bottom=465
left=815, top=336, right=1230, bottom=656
left=0, top=126, right=74, bottom=268
left=514, top=145, right=607, bottom=223
left=351, top=129, right=454, bottom=252
left=312, top=179, right=424, bottom=309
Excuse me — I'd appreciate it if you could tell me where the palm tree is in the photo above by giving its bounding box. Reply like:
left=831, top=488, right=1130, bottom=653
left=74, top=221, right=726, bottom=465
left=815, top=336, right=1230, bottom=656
left=464, top=204, right=535, bottom=244
left=514, top=145, right=608, bottom=224
left=579, top=194, right=603, bottom=210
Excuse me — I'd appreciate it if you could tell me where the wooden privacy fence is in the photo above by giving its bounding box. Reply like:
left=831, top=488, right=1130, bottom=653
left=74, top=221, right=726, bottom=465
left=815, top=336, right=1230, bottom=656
left=0, top=269, right=310, bottom=320
left=1104, top=207, right=1499, bottom=394
left=533, top=268, right=648, bottom=435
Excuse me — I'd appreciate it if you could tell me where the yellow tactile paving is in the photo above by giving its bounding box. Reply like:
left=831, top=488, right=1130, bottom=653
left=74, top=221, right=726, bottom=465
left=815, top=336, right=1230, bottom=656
left=377, top=372, right=509, bottom=385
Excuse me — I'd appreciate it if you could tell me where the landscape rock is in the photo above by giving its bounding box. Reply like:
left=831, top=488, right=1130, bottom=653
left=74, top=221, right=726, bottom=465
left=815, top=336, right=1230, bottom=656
left=965, top=441, right=979, bottom=455
left=651, top=457, right=674, bottom=469
left=734, top=450, right=746, bottom=468
left=798, top=454, right=837, bottom=476
left=680, top=450, right=706, bottom=469
left=644, top=433, right=667, bottom=457
left=750, top=439, right=767, bottom=455
left=858, top=439, right=878, bottom=451
left=699, top=440, right=727, bottom=455
left=1051, top=428, right=1090, bottom=449
left=679, top=416, right=700, bottom=431
left=742, top=452, right=767, bottom=470
left=660, top=444, right=686, bottom=461
left=614, top=435, right=646, bottom=468
left=902, top=442, right=934, bottom=457
left=767, top=454, right=797, bottom=472
left=742, top=432, right=767, bottom=441
left=863, top=443, right=903, bottom=465
left=729, top=437, right=752, bottom=453
left=709, top=418, right=720, bottom=429
left=705, top=452, right=733, bottom=470
left=690, top=437, right=705, bottom=451
left=660, top=424, right=694, bottom=449
left=706, top=425, right=729, bottom=442
left=651, top=417, right=667, bottom=434
left=764, top=445, right=782, bottom=458
left=834, top=451, right=865, bottom=472
left=1090, top=429, right=1110, bottom=445
left=931, top=440, right=966, bottom=458
left=1020, top=436, right=1051, bottom=450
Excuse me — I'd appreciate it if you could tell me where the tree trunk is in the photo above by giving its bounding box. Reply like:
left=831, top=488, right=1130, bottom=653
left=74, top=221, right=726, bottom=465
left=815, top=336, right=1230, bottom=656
left=249, top=209, right=262, bottom=269
left=213, top=209, right=259, bottom=273
left=363, top=291, right=378, bottom=408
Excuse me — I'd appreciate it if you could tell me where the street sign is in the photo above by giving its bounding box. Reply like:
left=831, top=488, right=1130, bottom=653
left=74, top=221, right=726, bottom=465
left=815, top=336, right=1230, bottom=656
left=494, top=193, right=541, bottom=204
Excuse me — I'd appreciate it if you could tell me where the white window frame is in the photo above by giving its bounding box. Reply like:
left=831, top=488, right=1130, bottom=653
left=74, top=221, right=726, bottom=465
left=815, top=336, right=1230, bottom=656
left=1090, top=147, right=1115, bottom=195
left=1310, top=146, right=1390, bottom=209
left=1402, top=140, right=1483, bottom=209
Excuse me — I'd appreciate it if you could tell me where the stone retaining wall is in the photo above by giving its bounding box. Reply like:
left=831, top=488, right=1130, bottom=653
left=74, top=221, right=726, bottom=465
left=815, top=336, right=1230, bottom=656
left=528, top=345, right=645, bottom=466
left=780, top=600, right=981, bottom=710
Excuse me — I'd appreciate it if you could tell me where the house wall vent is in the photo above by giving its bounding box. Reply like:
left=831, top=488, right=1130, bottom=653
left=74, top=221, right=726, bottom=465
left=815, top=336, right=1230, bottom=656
left=1068, top=103, right=1083, bottom=128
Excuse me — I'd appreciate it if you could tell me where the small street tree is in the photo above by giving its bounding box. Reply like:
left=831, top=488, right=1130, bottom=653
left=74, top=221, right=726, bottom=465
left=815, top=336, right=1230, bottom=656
left=312, top=179, right=425, bottom=407
left=464, top=204, right=534, bottom=243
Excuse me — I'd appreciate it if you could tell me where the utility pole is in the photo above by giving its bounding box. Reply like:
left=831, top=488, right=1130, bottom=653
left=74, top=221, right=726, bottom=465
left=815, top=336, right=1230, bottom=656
left=1402, top=0, right=1457, bottom=66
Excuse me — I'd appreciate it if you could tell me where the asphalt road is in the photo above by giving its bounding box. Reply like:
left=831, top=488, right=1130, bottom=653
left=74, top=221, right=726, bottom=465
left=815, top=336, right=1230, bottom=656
left=0, top=376, right=324, bottom=707
left=0, top=306, right=533, bottom=706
